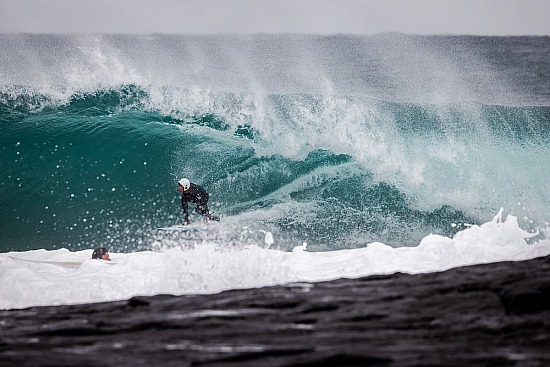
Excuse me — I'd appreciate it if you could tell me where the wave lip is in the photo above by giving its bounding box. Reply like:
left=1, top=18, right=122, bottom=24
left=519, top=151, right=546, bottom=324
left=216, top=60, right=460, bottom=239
left=2, top=34, right=550, bottom=105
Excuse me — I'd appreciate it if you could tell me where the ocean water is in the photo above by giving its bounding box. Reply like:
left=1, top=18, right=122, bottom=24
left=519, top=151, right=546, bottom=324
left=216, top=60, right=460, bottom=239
left=1, top=34, right=549, bottom=309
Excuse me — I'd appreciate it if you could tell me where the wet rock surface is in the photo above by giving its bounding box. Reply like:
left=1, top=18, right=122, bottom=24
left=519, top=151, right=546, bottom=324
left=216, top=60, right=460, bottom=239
left=1, top=255, right=550, bottom=367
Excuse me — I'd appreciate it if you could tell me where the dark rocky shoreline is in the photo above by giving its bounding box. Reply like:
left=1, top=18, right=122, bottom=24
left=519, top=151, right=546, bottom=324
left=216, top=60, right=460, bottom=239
left=1, top=255, right=549, bottom=367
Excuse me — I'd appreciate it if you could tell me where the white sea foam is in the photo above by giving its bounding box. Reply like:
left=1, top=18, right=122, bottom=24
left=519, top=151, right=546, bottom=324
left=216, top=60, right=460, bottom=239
left=1, top=209, right=548, bottom=310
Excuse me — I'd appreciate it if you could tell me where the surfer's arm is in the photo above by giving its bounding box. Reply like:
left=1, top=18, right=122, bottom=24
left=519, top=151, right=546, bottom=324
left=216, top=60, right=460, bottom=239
left=181, top=196, right=190, bottom=224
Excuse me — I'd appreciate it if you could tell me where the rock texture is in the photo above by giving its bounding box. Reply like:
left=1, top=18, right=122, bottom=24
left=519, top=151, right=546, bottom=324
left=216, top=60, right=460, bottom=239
left=1, top=255, right=550, bottom=367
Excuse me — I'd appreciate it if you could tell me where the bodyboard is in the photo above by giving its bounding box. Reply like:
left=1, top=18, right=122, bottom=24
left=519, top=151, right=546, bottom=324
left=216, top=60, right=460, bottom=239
left=8, top=256, right=83, bottom=268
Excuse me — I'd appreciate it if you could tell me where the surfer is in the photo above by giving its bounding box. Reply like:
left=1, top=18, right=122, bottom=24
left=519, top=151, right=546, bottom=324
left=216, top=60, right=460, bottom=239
left=91, top=247, right=111, bottom=261
left=177, top=178, right=220, bottom=224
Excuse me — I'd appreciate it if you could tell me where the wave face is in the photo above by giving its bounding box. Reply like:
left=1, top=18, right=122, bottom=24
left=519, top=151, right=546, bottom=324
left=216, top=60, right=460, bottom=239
left=1, top=34, right=549, bottom=252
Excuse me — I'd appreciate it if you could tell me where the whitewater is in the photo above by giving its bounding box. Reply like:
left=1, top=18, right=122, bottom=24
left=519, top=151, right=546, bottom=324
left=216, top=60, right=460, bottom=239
left=1, top=209, right=550, bottom=310
left=1, top=34, right=549, bottom=310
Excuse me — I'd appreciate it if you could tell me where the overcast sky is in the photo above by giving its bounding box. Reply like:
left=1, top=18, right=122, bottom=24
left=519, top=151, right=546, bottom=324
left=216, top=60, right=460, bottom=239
left=1, top=0, right=549, bottom=36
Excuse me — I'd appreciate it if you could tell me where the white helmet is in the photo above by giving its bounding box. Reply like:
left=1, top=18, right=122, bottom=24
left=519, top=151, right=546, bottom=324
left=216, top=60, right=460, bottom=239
left=178, top=178, right=190, bottom=191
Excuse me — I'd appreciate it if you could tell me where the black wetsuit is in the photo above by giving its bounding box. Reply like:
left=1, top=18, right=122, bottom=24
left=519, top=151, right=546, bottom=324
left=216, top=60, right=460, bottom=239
left=181, top=183, right=219, bottom=224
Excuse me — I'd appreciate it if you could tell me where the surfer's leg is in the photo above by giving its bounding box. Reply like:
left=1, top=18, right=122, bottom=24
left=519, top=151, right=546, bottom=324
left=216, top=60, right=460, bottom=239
left=195, top=204, right=208, bottom=216
left=195, top=204, right=219, bottom=221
